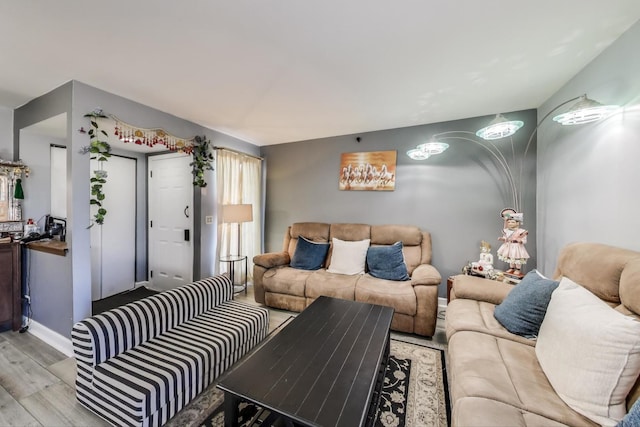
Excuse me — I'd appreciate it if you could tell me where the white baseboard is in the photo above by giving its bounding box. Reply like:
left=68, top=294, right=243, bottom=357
left=27, top=320, right=74, bottom=358
left=135, top=281, right=150, bottom=288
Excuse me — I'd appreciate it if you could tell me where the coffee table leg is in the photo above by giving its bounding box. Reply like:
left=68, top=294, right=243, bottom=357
left=223, top=392, right=240, bottom=427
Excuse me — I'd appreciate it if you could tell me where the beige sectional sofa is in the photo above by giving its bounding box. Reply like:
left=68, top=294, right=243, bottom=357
left=446, top=242, right=640, bottom=426
left=253, top=222, right=442, bottom=337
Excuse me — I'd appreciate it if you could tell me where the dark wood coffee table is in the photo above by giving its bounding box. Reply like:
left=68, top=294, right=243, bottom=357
left=217, top=296, right=394, bottom=427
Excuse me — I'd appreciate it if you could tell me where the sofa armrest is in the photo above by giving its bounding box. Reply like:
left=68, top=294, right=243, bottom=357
left=451, top=274, right=514, bottom=305
left=253, top=252, right=291, bottom=269
left=411, top=264, right=442, bottom=286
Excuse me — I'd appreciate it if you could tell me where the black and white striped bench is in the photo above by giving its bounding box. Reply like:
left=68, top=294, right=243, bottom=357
left=72, top=274, right=269, bottom=427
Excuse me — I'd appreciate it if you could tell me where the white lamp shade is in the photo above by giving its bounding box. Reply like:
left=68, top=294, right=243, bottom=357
left=476, top=114, right=524, bottom=140
left=222, top=204, right=253, bottom=223
left=552, top=95, right=619, bottom=125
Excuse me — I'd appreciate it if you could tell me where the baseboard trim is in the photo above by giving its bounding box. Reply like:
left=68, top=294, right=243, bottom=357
left=135, top=281, right=150, bottom=288
left=27, top=320, right=74, bottom=358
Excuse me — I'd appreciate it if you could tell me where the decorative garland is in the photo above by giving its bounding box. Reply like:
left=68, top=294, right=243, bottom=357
left=80, top=112, right=213, bottom=226
left=111, top=115, right=195, bottom=154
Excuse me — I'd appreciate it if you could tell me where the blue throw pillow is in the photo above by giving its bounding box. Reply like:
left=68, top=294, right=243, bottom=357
left=617, top=397, right=640, bottom=427
left=366, top=242, right=410, bottom=281
left=290, top=236, right=330, bottom=270
left=494, top=270, right=560, bottom=338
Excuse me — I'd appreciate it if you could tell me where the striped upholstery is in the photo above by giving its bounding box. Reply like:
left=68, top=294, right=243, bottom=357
left=72, top=275, right=269, bottom=427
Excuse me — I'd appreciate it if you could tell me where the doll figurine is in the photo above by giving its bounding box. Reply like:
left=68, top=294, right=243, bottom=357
left=497, top=208, right=529, bottom=277
left=470, top=240, right=494, bottom=277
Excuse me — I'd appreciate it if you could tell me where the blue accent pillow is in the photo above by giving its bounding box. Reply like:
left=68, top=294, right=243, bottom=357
left=617, top=398, right=640, bottom=426
left=290, top=236, right=330, bottom=270
left=494, top=270, right=560, bottom=338
left=366, top=242, right=410, bottom=281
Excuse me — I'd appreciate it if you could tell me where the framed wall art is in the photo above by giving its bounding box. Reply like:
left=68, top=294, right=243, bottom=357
left=339, top=150, right=396, bottom=191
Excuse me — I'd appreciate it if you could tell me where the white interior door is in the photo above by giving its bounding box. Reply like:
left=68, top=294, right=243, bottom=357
left=91, top=155, right=137, bottom=299
left=148, top=153, right=193, bottom=291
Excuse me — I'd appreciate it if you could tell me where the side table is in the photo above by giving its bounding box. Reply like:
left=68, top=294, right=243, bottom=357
left=220, top=255, right=247, bottom=295
left=447, top=276, right=454, bottom=303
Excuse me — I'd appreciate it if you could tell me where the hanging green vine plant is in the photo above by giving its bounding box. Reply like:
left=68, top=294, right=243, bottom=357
left=190, top=135, right=214, bottom=187
left=80, top=108, right=112, bottom=226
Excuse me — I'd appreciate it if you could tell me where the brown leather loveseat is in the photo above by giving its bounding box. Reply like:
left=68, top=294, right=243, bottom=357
left=253, top=222, right=442, bottom=337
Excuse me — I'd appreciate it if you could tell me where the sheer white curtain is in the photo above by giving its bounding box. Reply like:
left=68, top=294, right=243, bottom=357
left=216, top=149, right=262, bottom=281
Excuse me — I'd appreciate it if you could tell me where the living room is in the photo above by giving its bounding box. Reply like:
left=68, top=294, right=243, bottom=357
left=1, top=2, right=640, bottom=426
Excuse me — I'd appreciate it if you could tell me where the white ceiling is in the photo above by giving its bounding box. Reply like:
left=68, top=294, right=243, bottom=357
left=2, top=1, right=639, bottom=146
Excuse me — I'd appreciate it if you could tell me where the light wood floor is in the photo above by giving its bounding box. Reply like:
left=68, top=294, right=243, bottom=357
left=0, top=285, right=447, bottom=426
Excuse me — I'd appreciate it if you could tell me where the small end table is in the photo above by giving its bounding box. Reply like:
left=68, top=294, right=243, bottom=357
left=220, top=255, right=247, bottom=295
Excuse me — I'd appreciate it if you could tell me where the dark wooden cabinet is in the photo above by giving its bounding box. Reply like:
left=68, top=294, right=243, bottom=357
left=0, top=242, right=22, bottom=331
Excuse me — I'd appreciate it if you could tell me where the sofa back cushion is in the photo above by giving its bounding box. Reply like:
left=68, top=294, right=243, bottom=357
left=284, top=223, right=431, bottom=276
left=553, top=242, right=640, bottom=305
left=620, top=258, right=640, bottom=315
left=371, top=225, right=428, bottom=274
left=286, top=222, right=331, bottom=261
left=327, top=224, right=371, bottom=266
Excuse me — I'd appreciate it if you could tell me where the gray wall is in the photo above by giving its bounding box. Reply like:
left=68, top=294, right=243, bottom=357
left=537, top=20, right=640, bottom=274
left=261, top=109, right=538, bottom=297
left=13, top=80, right=260, bottom=338
left=0, top=106, right=12, bottom=159
left=18, top=132, right=73, bottom=335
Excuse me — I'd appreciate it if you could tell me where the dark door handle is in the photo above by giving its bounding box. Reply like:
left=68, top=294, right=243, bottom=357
left=184, top=229, right=190, bottom=242
left=184, top=206, right=189, bottom=218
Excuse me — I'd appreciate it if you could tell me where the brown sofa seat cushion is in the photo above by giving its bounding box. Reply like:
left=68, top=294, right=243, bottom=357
left=448, top=330, right=596, bottom=426
left=305, top=270, right=358, bottom=301
left=263, top=267, right=311, bottom=297
left=452, top=397, right=597, bottom=427
left=446, top=299, right=535, bottom=346
left=355, top=274, right=416, bottom=316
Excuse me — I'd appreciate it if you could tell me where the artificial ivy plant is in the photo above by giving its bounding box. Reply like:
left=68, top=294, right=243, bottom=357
left=82, top=109, right=112, bottom=225
left=190, top=135, right=214, bottom=187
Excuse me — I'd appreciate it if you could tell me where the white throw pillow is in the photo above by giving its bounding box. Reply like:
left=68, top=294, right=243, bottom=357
left=327, top=238, right=370, bottom=275
left=536, top=277, right=640, bottom=426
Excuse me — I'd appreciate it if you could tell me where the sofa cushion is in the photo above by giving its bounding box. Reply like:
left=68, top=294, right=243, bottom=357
left=290, top=236, right=330, bottom=270
left=366, top=242, right=410, bottom=281
left=327, top=238, right=370, bottom=275
left=445, top=299, right=535, bottom=346
left=536, top=277, right=640, bottom=426
left=493, top=270, right=559, bottom=338
left=355, top=274, right=416, bottom=316
left=263, top=267, right=311, bottom=297
left=452, top=397, right=597, bottom=427
left=448, top=330, right=598, bottom=425
left=305, top=269, right=358, bottom=300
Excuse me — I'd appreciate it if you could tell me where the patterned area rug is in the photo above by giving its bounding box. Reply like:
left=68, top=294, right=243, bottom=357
left=166, top=339, right=449, bottom=427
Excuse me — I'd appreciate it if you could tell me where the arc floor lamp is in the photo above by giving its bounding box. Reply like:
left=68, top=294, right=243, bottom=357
left=407, top=94, right=620, bottom=212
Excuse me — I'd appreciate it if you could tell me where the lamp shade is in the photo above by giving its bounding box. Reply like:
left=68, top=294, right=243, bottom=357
left=476, top=114, right=524, bottom=140
left=222, top=204, right=253, bottom=223
left=552, top=95, right=619, bottom=125
left=407, top=141, right=449, bottom=160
